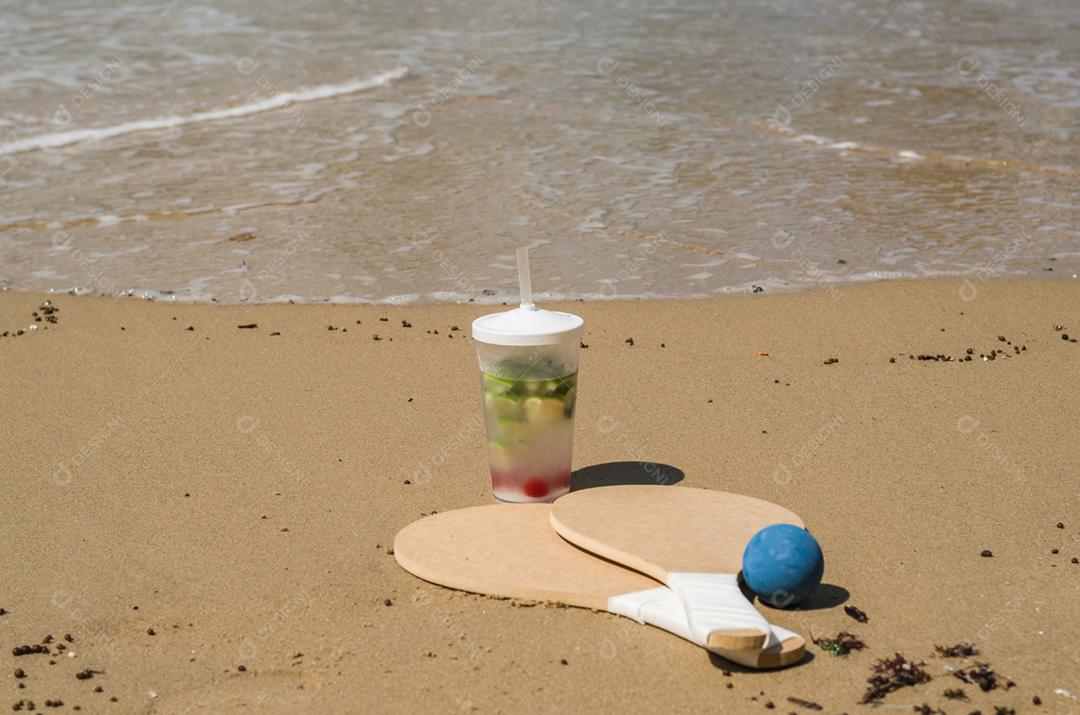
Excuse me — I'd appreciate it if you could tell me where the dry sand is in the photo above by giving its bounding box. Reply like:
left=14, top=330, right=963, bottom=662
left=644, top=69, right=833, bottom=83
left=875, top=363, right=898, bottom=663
left=1, top=277, right=1078, bottom=714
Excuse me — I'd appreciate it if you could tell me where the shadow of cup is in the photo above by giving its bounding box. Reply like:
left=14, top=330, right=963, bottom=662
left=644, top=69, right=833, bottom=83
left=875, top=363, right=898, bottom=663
left=570, top=461, right=685, bottom=491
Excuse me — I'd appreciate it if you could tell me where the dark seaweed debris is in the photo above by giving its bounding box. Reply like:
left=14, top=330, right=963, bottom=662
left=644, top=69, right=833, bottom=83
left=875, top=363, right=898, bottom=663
left=786, top=696, right=823, bottom=710
left=39, top=301, right=59, bottom=324
left=844, top=605, right=869, bottom=623
left=935, top=643, right=980, bottom=657
left=812, top=631, right=866, bottom=657
left=12, top=645, right=49, bottom=656
left=953, top=664, right=1013, bottom=692
left=912, top=706, right=944, bottom=714
left=890, top=334, right=1030, bottom=364
left=943, top=687, right=969, bottom=700
left=862, top=653, right=932, bottom=703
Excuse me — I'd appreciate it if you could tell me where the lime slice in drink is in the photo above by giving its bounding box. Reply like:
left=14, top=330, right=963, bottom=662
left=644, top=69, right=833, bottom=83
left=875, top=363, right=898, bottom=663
left=562, top=387, right=576, bottom=417
left=485, top=393, right=523, bottom=420
left=482, top=373, right=517, bottom=395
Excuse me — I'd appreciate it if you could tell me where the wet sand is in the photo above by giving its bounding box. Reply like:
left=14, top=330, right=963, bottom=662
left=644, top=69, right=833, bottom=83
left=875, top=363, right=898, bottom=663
left=1, top=277, right=1078, bottom=713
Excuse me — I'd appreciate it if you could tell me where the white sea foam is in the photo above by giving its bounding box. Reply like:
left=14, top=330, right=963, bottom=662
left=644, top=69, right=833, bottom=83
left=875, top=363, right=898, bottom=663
left=0, top=67, right=409, bottom=156
left=36, top=266, right=1046, bottom=306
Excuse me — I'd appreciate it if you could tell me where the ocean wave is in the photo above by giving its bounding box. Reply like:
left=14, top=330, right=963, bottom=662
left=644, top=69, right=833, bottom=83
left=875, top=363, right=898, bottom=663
left=18, top=266, right=1074, bottom=306
left=758, top=119, right=1076, bottom=177
left=0, top=67, right=409, bottom=156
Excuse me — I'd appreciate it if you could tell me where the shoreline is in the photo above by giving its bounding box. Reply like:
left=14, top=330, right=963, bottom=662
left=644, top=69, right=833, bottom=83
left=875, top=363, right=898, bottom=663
left=2, top=276, right=1078, bottom=713
left=3, top=270, right=1078, bottom=309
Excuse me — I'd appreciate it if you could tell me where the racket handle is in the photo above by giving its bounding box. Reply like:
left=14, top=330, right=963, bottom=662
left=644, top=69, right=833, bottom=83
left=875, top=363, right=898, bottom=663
left=608, top=587, right=803, bottom=668
left=609, top=587, right=694, bottom=642
left=667, top=572, right=773, bottom=651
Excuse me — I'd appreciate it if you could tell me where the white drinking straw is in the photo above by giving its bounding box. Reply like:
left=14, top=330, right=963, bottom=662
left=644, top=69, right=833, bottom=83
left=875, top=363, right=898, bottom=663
left=517, top=247, right=535, bottom=310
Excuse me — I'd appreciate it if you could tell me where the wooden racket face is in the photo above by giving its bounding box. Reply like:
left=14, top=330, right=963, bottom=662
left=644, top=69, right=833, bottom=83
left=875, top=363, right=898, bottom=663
left=394, top=503, right=663, bottom=609
left=550, top=486, right=804, bottom=579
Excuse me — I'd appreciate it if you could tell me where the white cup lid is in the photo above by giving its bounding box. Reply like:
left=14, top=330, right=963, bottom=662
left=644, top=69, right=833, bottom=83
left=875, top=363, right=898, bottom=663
left=472, top=306, right=584, bottom=346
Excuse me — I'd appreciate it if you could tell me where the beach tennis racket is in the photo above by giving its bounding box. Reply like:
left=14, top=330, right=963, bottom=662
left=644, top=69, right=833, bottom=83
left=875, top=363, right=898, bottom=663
left=550, top=485, right=803, bottom=652
left=394, top=504, right=805, bottom=668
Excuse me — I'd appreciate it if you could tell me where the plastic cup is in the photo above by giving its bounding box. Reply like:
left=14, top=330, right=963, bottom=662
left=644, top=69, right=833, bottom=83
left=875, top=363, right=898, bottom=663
left=472, top=306, right=584, bottom=502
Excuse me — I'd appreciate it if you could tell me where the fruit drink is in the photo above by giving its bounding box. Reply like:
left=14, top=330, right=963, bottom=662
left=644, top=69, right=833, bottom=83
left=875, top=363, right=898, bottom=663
left=481, top=364, right=577, bottom=502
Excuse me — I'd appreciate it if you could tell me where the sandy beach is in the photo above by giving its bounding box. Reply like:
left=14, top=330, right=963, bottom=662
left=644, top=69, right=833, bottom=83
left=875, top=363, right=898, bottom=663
left=2, top=277, right=1078, bottom=713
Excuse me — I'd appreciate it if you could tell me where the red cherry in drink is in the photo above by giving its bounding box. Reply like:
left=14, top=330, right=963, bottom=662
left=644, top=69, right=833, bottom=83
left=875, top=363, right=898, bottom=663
left=522, top=477, right=549, bottom=499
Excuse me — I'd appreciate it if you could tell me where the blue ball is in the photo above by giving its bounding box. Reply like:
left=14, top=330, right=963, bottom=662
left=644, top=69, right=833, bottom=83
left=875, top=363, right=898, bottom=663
left=742, top=524, right=824, bottom=608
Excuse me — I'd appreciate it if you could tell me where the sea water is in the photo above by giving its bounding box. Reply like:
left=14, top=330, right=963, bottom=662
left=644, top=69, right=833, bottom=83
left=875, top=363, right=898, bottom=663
left=0, top=0, right=1077, bottom=302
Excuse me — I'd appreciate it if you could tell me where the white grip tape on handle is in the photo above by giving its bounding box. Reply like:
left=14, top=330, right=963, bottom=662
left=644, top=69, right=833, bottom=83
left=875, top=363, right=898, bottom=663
left=607, top=587, right=795, bottom=653
left=667, top=572, right=776, bottom=648
left=608, top=587, right=694, bottom=642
